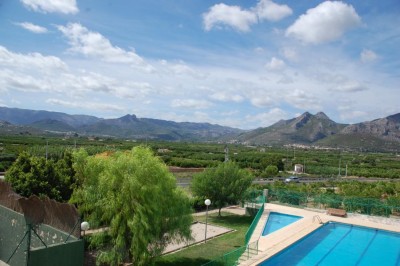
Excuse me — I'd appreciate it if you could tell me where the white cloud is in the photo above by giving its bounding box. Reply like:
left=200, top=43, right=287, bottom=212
left=0, top=46, right=67, bottom=71
left=332, top=81, right=369, bottom=92
left=57, top=23, right=154, bottom=72
left=254, top=47, right=265, bottom=53
left=203, top=3, right=257, bottom=32
left=0, top=46, right=151, bottom=101
left=21, top=0, right=78, bottom=14
left=360, top=49, right=378, bottom=63
left=250, top=96, right=273, bottom=108
left=0, top=70, right=50, bottom=92
left=15, top=22, right=48, bottom=33
left=246, top=108, right=288, bottom=127
left=278, top=74, right=294, bottom=84
left=171, top=99, right=213, bottom=109
left=210, top=91, right=244, bottom=102
left=266, top=57, right=285, bottom=71
left=285, top=89, right=321, bottom=110
left=281, top=47, right=298, bottom=62
left=338, top=108, right=367, bottom=121
left=286, top=1, right=361, bottom=44
left=159, top=60, right=206, bottom=79
left=255, top=0, right=292, bottom=22
left=46, top=99, right=125, bottom=112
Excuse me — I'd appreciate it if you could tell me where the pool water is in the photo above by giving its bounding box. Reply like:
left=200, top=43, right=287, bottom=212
left=262, top=212, right=302, bottom=236
left=259, top=222, right=400, bottom=266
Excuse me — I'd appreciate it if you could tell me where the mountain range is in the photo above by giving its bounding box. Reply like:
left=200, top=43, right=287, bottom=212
left=234, top=111, right=400, bottom=151
left=0, top=107, right=242, bottom=141
left=0, top=107, right=399, bottom=151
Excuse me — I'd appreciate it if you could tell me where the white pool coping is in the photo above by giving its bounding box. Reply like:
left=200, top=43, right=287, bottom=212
left=241, top=203, right=400, bottom=266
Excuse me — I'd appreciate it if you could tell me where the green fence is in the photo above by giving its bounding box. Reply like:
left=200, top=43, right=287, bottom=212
left=201, top=240, right=259, bottom=266
left=268, top=189, right=400, bottom=217
left=0, top=205, right=84, bottom=266
left=202, top=245, right=246, bottom=266
left=0, top=205, right=28, bottom=266
left=29, top=240, right=84, bottom=266
left=202, top=192, right=265, bottom=266
left=244, top=195, right=265, bottom=245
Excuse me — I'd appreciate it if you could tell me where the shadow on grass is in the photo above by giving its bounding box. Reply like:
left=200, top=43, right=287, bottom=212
left=155, top=257, right=211, bottom=266
left=207, top=213, right=254, bottom=227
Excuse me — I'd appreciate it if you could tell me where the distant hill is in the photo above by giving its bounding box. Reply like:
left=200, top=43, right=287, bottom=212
left=30, top=119, right=77, bottom=132
left=340, top=113, right=400, bottom=142
left=0, top=120, right=47, bottom=136
left=236, top=112, right=347, bottom=145
left=79, top=114, right=241, bottom=141
left=316, top=113, right=400, bottom=151
left=1, top=107, right=399, bottom=151
left=0, top=107, right=101, bottom=127
left=0, top=107, right=242, bottom=141
left=234, top=112, right=400, bottom=152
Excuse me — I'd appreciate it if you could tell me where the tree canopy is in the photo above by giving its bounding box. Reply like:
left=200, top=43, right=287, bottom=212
left=5, top=150, right=76, bottom=201
left=190, top=161, right=254, bottom=216
left=70, top=146, right=193, bottom=266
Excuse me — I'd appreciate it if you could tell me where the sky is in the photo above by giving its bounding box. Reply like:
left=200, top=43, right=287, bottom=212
left=0, top=0, right=399, bottom=129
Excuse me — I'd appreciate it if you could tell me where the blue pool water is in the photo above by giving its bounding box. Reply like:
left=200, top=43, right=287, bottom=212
left=262, top=212, right=302, bottom=236
left=259, top=222, right=400, bottom=266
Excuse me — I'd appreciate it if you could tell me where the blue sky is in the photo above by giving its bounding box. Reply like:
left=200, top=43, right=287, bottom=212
left=0, top=0, right=399, bottom=129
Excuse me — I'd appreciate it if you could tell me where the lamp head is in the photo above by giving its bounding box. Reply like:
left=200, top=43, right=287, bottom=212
left=81, top=221, right=90, bottom=231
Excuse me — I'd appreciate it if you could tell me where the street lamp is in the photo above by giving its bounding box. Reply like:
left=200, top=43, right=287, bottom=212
left=81, top=221, right=90, bottom=237
left=204, top=199, right=211, bottom=243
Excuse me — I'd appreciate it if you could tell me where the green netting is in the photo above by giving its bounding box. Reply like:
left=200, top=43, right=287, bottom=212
left=245, top=196, right=264, bottom=245
left=0, top=205, right=28, bottom=266
left=0, top=205, right=83, bottom=266
left=268, top=189, right=399, bottom=217
left=202, top=245, right=245, bottom=266
left=202, top=191, right=264, bottom=266
left=202, top=241, right=260, bottom=266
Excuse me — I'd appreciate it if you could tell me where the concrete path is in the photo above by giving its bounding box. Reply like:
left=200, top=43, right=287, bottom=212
left=164, top=205, right=246, bottom=254
left=163, top=222, right=233, bottom=254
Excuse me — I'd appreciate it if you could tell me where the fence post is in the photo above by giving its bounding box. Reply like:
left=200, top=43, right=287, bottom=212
left=26, top=223, right=31, bottom=266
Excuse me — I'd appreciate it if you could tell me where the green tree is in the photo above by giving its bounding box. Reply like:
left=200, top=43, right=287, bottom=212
left=190, top=161, right=253, bottom=216
left=5, top=151, right=76, bottom=201
left=261, top=155, right=284, bottom=171
left=260, top=165, right=279, bottom=178
left=70, top=146, right=192, bottom=266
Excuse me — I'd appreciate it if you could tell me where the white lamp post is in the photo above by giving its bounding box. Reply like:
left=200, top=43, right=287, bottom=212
left=204, top=199, right=211, bottom=243
left=81, top=221, right=90, bottom=237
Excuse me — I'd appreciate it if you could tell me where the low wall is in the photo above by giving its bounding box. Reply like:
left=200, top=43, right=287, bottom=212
left=30, top=240, right=84, bottom=266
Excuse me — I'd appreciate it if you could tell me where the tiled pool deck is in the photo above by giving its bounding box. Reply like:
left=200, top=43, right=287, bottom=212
left=240, top=203, right=400, bottom=266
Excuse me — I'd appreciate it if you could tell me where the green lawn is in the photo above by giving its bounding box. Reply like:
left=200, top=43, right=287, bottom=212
left=155, top=212, right=253, bottom=266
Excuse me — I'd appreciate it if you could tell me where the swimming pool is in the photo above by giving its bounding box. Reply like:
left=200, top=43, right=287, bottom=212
left=262, top=212, right=302, bottom=236
left=259, top=222, right=400, bottom=266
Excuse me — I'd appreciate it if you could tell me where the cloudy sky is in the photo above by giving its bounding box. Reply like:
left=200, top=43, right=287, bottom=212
left=1, top=0, right=399, bottom=129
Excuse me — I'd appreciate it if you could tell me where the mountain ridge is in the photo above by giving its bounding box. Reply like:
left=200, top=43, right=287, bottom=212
left=239, top=111, right=400, bottom=151
left=0, top=107, right=399, bottom=151
left=0, top=107, right=242, bottom=141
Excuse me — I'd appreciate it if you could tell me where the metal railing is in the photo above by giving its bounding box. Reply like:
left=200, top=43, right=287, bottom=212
left=313, top=215, right=323, bottom=224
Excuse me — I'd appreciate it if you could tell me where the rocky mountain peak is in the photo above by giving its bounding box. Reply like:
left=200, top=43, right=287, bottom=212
left=119, top=114, right=139, bottom=123
left=315, top=112, right=330, bottom=120
left=293, top=112, right=312, bottom=129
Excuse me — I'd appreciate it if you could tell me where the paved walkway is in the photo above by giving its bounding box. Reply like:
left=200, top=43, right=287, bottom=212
left=163, top=222, right=233, bottom=254
left=164, top=206, right=246, bottom=254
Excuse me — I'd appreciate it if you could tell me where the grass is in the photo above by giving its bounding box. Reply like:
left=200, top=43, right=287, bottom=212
left=155, top=212, right=253, bottom=266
